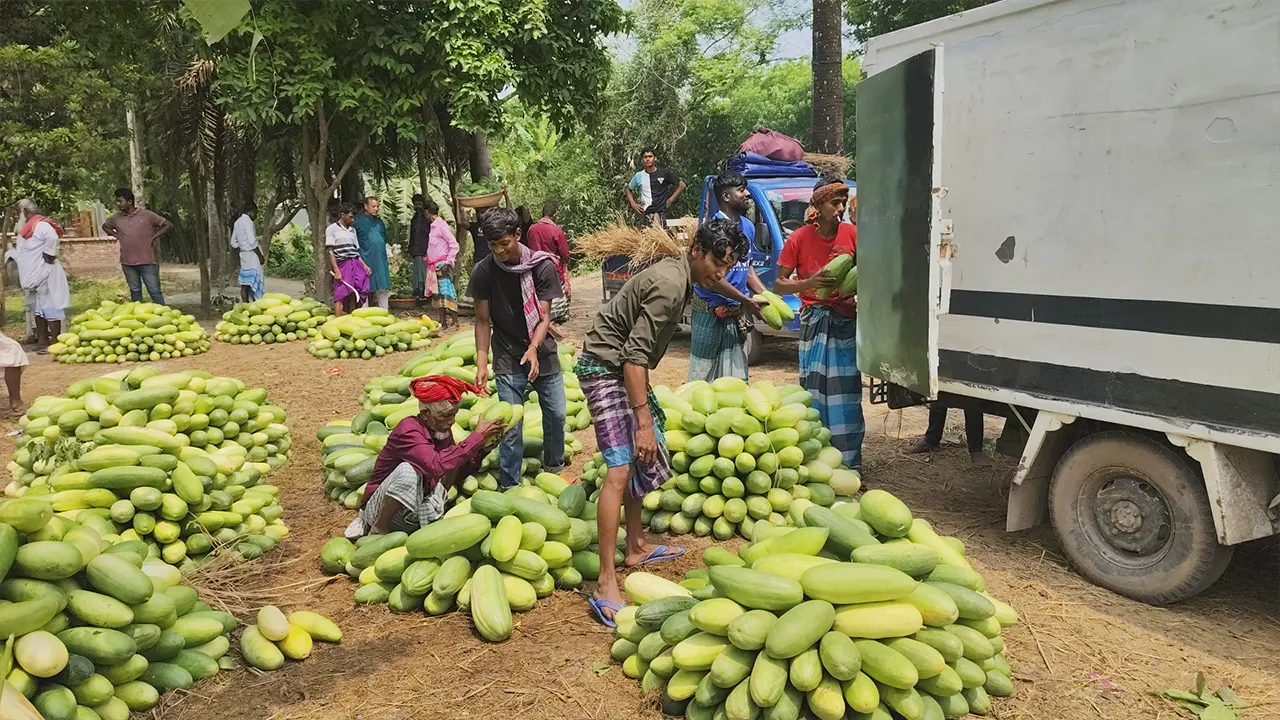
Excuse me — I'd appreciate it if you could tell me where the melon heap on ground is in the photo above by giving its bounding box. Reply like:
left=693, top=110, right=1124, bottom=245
left=214, top=293, right=331, bottom=345
left=321, top=474, right=627, bottom=641
left=50, top=301, right=210, bottom=364
left=583, top=377, right=860, bottom=540
left=318, top=340, right=589, bottom=508
left=0, top=500, right=339, bottom=718
left=7, top=366, right=292, bottom=567
left=607, top=488, right=1017, bottom=720
left=305, top=307, right=438, bottom=360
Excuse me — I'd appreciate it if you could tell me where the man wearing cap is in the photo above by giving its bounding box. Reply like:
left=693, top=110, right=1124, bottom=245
left=346, top=375, right=507, bottom=538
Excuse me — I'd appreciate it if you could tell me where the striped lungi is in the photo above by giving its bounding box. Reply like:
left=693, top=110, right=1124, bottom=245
left=238, top=268, right=265, bottom=302
left=576, top=353, right=671, bottom=499
left=356, top=462, right=449, bottom=534
left=799, top=306, right=864, bottom=469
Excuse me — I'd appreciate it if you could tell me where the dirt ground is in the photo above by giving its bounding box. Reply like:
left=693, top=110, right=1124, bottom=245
left=4, top=273, right=1278, bottom=720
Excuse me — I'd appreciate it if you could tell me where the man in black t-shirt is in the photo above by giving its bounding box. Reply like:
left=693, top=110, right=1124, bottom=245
left=625, top=148, right=686, bottom=227
left=468, top=207, right=567, bottom=488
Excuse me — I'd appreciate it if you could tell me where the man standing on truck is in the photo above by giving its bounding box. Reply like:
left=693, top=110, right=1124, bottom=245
left=688, top=170, right=767, bottom=382
left=774, top=179, right=863, bottom=470
left=625, top=148, right=686, bottom=227
left=469, top=208, right=568, bottom=490
left=578, top=218, right=747, bottom=626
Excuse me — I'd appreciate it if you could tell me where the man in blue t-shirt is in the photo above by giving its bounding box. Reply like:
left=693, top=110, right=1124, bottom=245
left=687, top=170, right=767, bottom=382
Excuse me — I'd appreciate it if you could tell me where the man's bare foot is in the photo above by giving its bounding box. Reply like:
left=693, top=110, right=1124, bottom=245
left=624, top=540, right=685, bottom=567
left=9, top=403, right=26, bottom=417
left=592, top=577, right=625, bottom=623
left=623, top=533, right=661, bottom=566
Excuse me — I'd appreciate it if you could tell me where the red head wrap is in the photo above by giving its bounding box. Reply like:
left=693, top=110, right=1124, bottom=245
left=409, top=375, right=482, bottom=404
left=804, top=182, right=851, bottom=226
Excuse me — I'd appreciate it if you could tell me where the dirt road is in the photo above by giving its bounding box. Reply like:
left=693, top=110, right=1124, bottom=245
left=5, top=273, right=1276, bottom=720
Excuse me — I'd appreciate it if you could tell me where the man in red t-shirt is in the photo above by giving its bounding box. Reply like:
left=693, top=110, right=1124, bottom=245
left=774, top=179, right=864, bottom=470
left=524, top=202, right=569, bottom=264
left=524, top=202, right=573, bottom=327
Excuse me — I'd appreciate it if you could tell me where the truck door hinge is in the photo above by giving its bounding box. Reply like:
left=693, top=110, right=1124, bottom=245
left=938, top=218, right=956, bottom=258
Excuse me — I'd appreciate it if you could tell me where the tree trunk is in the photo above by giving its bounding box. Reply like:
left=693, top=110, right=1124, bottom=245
left=126, top=106, right=146, bottom=207
left=301, top=123, right=331, bottom=302
left=203, top=178, right=222, bottom=315
left=811, top=0, right=845, bottom=156
left=302, top=107, right=367, bottom=301
left=417, top=141, right=430, bottom=197
left=190, top=167, right=212, bottom=316
left=470, top=133, right=493, bottom=182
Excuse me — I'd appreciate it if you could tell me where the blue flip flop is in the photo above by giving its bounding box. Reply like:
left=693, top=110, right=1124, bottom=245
left=588, top=597, right=624, bottom=628
left=633, top=545, right=686, bottom=567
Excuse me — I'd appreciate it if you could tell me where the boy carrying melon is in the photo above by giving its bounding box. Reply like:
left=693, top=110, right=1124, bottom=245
left=578, top=219, right=749, bottom=625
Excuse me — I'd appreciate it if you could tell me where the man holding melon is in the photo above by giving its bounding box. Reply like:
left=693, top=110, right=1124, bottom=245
left=347, top=375, right=505, bottom=538
left=773, top=179, right=863, bottom=470
left=469, top=207, right=569, bottom=489
left=577, top=219, right=748, bottom=625
left=687, top=171, right=768, bottom=383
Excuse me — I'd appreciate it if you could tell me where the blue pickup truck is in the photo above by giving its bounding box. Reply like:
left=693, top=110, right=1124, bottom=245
left=601, top=164, right=853, bottom=364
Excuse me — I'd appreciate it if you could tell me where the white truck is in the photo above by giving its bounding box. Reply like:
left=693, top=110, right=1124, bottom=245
left=855, top=0, right=1280, bottom=603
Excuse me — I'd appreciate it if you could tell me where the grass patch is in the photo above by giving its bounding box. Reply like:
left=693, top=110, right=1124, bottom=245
left=2, top=276, right=202, bottom=328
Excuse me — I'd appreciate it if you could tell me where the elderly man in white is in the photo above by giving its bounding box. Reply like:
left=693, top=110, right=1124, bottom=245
left=8, top=199, right=71, bottom=353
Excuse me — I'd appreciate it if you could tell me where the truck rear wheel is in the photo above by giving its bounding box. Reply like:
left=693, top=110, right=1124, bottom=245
left=1047, top=431, right=1233, bottom=604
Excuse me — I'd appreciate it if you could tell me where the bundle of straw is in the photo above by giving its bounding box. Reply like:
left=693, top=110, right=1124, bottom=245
left=804, top=152, right=853, bottom=178
left=576, top=217, right=686, bottom=262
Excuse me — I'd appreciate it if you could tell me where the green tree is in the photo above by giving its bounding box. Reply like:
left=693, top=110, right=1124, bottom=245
left=680, top=57, right=860, bottom=180
left=0, top=41, right=127, bottom=219
left=213, top=0, right=625, bottom=295
left=846, top=0, right=1000, bottom=42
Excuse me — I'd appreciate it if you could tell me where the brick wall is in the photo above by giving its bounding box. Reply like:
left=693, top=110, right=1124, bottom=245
left=59, top=236, right=122, bottom=280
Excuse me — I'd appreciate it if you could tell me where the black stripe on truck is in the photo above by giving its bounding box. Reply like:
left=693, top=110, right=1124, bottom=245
left=937, top=350, right=1280, bottom=437
left=949, top=290, right=1280, bottom=344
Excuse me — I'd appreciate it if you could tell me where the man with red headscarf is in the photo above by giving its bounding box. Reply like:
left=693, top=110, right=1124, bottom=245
left=345, top=375, right=506, bottom=538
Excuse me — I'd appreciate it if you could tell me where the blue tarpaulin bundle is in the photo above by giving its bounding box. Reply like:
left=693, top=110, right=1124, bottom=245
left=725, top=152, right=818, bottom=178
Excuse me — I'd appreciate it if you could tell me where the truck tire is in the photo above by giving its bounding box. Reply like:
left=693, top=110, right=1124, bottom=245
left=1047, top=431, right=1232, bottom=604
left=744, top=328, right=763, bottom=366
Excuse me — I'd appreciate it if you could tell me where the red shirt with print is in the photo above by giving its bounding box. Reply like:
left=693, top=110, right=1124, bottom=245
left=778, top=222, right=857, bottom=317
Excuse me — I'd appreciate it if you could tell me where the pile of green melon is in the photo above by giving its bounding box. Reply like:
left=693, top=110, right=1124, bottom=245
left=582, top=377, right=859, bottom=540
left=50, top=302, right=210, bottom=364
left=305, top=307, right=437, bottom=360
left=608, top=489, right=1017, bottom=720
left=319, top=340, right=589, bottom=509
left=6, top=366, right=291, bottom=568
left=320, top=475, right=616, bottom=641
left=0, top=505, right=235, bottom=719
left=214, top=293, right=330, bottom=345
left=0, top=500, right=342, bottom=719
left=237, top=605, right=342, bottom=672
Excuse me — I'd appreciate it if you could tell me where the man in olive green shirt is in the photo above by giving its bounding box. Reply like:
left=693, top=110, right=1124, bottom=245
left=576, top=219, right=748, bottom=626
